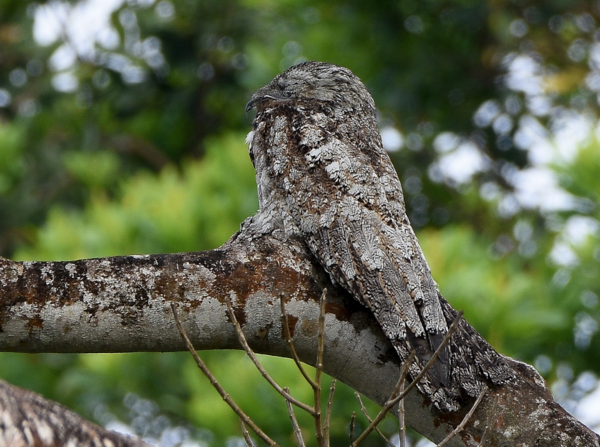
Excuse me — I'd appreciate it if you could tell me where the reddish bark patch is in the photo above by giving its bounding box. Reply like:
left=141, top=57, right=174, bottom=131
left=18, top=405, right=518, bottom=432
left=26, top=315, right=44, bottom=331
left=284, top=314, right=299, bottom=338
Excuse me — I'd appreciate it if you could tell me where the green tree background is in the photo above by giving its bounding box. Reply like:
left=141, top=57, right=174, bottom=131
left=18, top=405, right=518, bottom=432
left=1, top=0, right=599, bottom=445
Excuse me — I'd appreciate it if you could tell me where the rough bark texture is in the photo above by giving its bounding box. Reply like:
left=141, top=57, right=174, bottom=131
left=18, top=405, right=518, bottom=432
left=0, top=378, right=151, bottom=447
left=1, top=229, right=599, bottom=446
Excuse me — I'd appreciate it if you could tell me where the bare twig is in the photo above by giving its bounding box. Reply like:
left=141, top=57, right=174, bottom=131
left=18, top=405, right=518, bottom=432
left=225, top=294, right=316, bottom=415
left=437, top=386, right=488, bottom=446
left=352, top=311, right=464, bottom=446
left=476, top=425, right=489, bottom=447
left=323, top=379, right=337, bottom=446
left=280, top=290, right=330, bottom=446
left=398, top=379, right=406, bottom=447
left=476, top=389, right=498, bottom=447
left=313, top=289, right=327, bottom=447
left=351, top=351, right=415, bottom=446
left=280, top=294, right=318, bottom=388
left=315, top=289, right=327, bottom=380
left=240, top=421, right=257, bottom=447
left=285, top=387, right=306, bottom=447
left=349, top=412, right=356, bottom=445
left=171, top=304, right=279, bottom=447
left=355, top=393, right=395, bottom=447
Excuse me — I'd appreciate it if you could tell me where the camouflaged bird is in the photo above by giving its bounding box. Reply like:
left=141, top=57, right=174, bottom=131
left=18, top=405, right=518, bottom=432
left=245, top=61, right=512, bottom=411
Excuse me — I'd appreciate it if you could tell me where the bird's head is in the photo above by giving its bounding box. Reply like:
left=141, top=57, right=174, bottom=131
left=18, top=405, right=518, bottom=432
left=245, top=61, right=376, bottom=115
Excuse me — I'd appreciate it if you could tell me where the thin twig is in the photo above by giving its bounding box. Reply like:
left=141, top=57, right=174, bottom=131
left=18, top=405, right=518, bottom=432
left=315, top=289, right=328, bottom=381
left=437, top=386, right=488, bottom=446
left=349, top=412, right=356, bottom=445
left=351, top=351, right=415, bottom=446
left=355, top=393, right=395, bottom=447
left=280, top=294, right=318, bottom=388
left=171, top=304, right=279, bottom=447
left=323, top=379, right=336, bottom=447
left=225, top=294, right=316, bottom=415
left=352, top=310, right=464, bottom=446
left=476, top=425, right=489, bottom=447
left=476, top=390, right=497, bottom=447
left=398, top=379, right=406, bottom=447
left=313, top=289, right=327, bottom=447
left=285, top=387, right=306, bottom=447
left=240, top=420, right=257, bottom=447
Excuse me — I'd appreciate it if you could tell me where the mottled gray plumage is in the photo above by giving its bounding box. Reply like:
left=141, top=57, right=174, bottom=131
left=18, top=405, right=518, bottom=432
left=245, top=61, right=512, bottom=411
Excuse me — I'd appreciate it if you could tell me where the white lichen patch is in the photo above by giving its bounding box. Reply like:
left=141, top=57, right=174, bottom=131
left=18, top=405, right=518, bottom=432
left=65, top=263, right=77, bottom=278
left=183, top=262, right=217, bottom=285
left=195, top=296, right=229, bottom=338
left=40, top=264, right=55, bottom=285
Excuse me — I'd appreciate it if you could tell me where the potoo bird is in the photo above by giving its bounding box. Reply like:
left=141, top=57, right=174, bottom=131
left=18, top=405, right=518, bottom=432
left=245, top=62, right=512, bottom=411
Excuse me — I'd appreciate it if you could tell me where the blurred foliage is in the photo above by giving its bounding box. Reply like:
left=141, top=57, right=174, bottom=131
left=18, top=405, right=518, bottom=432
left=1, top=0, right=600, bottom=445
left=14, top=133, right=258, bottom=260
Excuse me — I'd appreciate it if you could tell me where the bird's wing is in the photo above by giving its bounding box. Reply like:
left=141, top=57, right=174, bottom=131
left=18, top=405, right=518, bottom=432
left=306, top=202, right=450, bottom=387
left=287, top=124, right=450, bottom=387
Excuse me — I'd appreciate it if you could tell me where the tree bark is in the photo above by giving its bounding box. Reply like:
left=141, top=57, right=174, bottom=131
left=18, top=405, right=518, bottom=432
left=1, top=227, right=599, bottom=446
left=0, top=378, right=151, bottom=447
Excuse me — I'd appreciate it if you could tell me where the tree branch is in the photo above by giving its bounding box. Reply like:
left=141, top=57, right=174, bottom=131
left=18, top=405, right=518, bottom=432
left=1, top=226, right=599, bottom=446
left=0, top=378, right=151, bottom=447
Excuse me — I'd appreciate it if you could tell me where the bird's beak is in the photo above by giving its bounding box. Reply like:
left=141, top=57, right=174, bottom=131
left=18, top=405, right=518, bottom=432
left=245, top=98, right=257, bottom=113
left=245, top=86, right=284, bottom=113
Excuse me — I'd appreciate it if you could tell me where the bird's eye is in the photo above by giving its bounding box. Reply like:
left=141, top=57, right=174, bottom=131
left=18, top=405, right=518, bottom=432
left=283, top=90, right=293, bottom=98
